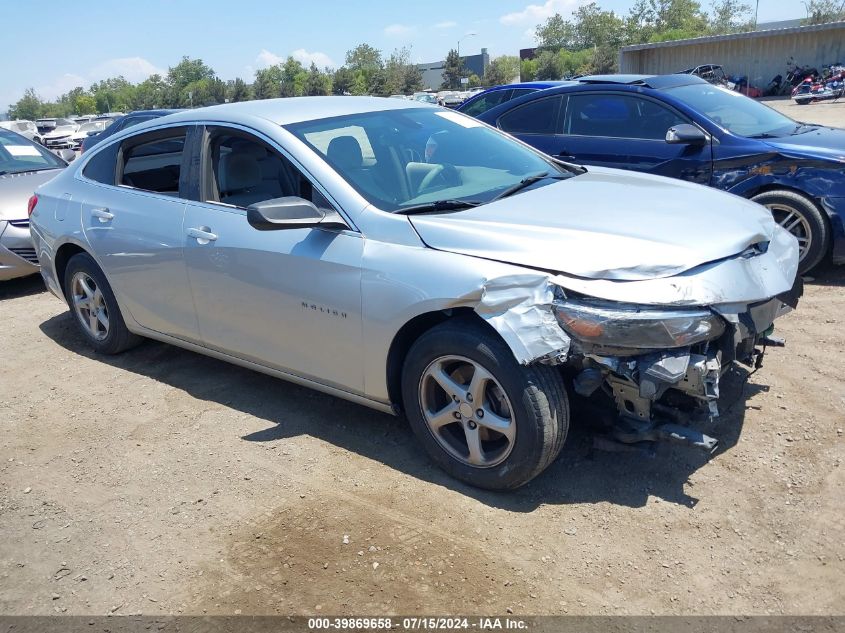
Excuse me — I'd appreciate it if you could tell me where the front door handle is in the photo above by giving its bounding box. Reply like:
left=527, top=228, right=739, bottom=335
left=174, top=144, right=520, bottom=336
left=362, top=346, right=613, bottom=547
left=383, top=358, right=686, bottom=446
left=91, top=207, right=113, bottom=223
left=187, top=227, right=218, bottom=245
left=557, top=151, right=576, bottom=160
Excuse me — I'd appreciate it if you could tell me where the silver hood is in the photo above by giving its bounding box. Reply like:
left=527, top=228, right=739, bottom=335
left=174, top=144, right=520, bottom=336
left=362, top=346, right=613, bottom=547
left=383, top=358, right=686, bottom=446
left=0, top=170, right=64, bottom=220
left=408, top=167, right=777, bottom=281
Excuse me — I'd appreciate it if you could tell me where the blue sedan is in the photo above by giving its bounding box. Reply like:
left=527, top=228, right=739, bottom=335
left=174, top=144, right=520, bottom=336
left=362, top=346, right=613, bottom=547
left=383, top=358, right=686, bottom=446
left=474, top=74, right=845, bottom=274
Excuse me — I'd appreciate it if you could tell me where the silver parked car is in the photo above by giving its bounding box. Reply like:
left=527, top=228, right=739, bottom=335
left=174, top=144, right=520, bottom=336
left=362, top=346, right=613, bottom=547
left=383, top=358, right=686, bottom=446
left=1, top=128, right=67, bottom=280
left=30, top=97, right=800, bottom=489
left=0, top=120, right=43, bottom=144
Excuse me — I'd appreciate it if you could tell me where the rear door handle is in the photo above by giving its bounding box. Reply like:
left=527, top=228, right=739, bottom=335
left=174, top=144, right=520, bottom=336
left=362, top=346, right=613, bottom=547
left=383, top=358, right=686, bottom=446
left=91, top=207, right=113, bottom=223
left=187, top=227, right=218, bottom=244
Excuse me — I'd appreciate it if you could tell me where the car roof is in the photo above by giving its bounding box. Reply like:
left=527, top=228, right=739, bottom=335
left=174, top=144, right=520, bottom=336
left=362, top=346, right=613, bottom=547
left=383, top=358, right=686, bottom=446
left=576, top=74, right=707, bottom=89
left=159, top=96, right=430, bottom=126
left=126, top=109, right=182, bottom=117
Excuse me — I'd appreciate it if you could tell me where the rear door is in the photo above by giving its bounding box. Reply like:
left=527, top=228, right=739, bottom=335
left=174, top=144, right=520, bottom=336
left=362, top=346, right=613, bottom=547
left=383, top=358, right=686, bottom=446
left=79, top=125, right=200, bottom=340
left=558, top=92, right=712, bottom=184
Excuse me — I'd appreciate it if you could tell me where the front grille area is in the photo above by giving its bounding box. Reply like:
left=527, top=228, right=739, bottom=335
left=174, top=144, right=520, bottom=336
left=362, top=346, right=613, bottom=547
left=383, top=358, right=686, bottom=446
left=7, top=219, right=30, bottom=228
left=9, top=248, right=38, bottom=264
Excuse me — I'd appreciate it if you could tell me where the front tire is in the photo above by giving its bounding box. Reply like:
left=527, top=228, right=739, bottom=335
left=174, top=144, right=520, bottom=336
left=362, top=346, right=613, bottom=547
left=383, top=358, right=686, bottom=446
left=401, top=318, right=569, bottom=490
left=63, top=253, right=141, bottom=354
left=752, top=189, right=829, bottom=274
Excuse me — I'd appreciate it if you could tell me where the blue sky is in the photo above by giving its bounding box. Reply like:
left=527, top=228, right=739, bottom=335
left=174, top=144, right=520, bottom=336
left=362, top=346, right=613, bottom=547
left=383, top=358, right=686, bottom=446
left=2, top=0, right=798, bottom=111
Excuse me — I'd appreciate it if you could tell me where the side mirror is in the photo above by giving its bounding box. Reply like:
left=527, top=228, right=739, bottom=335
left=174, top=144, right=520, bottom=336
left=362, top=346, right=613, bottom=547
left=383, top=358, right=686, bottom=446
left=666, top=124, right=708, bottom=145
left=56, top=149, right=77, bottom=162
left=247, top=196, right=327, bottom=231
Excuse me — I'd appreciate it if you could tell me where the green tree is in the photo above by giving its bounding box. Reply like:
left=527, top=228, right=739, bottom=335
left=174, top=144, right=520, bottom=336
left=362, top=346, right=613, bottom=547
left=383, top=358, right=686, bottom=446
left=403, top=63, right=424, bottom=94
left=9, top=88, right=43, bottom=120
left=535, top=14, right=576, bottom=50
left=332, top=67, right=355, bottom=95
left=710, top=0, right=752, bottom=32
left=535, top=50, right=564, bottom=80
left=803, top=0, right=845, bottom=23
left=253, top=65, right=284, bottom=99
left=384, top=47, right=422, bottom=95
left=345, top=44, right=386, bottom=94
left=282, top=57, right=306, bottom=97
left=441, top=48, right=463, bottom=89
left=520, top=58, right=538, bottom=81
left=133, top=74, right=168, bottom=109
left=485, top=55, right=520, bottom=86
left=304, top=63, right=331, bottom=96
left=74, top=94, right=97, bottom=115
left=626, top=0, right=709, bottom=43
left=570, top=2, right=625, bottom=49
left=227, top=78, right=252, bottom=102
left=345, top=44, right=382, bottom=73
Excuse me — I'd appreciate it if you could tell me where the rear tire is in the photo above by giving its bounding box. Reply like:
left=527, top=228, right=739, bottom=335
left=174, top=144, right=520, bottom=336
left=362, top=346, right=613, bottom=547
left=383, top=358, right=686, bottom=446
left=63, top=253, right=141, bottom=355
left=751, top=189, right=829, bottom=274
left=401, top=318, right=569, bottom=490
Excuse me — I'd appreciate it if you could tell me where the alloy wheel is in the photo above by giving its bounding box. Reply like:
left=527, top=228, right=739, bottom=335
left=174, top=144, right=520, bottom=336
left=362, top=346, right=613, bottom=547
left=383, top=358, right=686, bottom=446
left=71, top=271, right=109, bottom=341
left=766, top=203, right=812, bottom=264
left=418, top=355, right=516, bottom=468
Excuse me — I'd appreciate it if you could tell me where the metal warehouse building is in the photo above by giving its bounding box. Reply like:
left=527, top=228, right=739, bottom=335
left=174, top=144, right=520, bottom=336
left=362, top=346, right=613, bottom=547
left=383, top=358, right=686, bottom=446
left=619, top=21, right=845, bottom=88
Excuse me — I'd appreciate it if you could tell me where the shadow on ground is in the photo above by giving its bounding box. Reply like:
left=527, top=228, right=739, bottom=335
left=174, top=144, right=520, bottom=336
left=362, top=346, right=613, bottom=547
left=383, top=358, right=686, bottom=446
left=805, top=263, right=845, bottom=288
left=40, top=310, right=761, bottom=512
left=0, top=274, right=45, bottom=300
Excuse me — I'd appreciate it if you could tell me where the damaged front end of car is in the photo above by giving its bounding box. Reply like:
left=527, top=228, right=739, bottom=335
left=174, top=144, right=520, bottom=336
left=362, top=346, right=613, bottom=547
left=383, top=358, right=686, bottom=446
left=553, top=288, right=799, bottom=454
left=470, top=226, right=802, bottom=456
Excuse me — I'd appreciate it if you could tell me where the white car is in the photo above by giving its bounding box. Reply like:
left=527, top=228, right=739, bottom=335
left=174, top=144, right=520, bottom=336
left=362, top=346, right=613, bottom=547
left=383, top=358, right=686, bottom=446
left=40, top=118, right=80, bottom=150
left=0, top=120, right=43, bottom=144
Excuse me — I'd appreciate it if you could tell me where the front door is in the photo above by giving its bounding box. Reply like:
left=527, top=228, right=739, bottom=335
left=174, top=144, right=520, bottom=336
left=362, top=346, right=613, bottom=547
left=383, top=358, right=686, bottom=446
left=558, top=92, right=713, bottom=184
left=182, top=126, right=365, bottom=392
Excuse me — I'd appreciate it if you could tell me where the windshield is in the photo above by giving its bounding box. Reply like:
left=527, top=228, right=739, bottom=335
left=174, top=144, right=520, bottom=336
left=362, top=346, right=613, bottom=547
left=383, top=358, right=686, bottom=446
left=79, top=121, right=106, bottom=132
left=0, top=129, right=65, bottom=174
left=667, top=83, right=797, bottom=137
left=285, top=107, right=570, bottom=212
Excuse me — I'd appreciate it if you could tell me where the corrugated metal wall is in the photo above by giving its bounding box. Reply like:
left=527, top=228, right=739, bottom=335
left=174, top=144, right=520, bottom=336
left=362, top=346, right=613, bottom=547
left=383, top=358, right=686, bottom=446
left=620, top=26, right=845, bottom=87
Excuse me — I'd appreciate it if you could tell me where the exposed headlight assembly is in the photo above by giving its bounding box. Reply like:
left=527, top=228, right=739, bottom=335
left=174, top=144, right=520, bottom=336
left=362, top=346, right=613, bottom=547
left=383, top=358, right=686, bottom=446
left=553, top=299, right=725, bottom=349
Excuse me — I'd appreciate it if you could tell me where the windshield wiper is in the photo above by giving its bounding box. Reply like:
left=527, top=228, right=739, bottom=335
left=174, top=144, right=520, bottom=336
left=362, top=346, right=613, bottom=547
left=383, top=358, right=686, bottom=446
left=396, top=199, right=483, bottom=215
left=490, top=171, right=567, bottom=202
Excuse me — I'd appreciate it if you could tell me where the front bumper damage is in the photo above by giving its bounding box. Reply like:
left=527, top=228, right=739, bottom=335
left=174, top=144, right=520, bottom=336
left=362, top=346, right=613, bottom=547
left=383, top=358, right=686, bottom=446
left=472, top=269, right=802, bottom=456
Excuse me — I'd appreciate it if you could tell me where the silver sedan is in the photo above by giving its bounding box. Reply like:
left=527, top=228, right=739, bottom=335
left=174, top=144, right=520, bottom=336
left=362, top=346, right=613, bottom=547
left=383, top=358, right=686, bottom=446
left=29, top=97, right=800, bottom=489
left=0, top=128, right=66, bottom=280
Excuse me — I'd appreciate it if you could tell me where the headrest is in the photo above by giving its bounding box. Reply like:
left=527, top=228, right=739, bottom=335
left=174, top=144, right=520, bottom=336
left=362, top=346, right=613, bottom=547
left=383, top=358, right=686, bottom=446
left=218, top=152, right=261, bottom=193
left=327, top=135, right=363, bottom=170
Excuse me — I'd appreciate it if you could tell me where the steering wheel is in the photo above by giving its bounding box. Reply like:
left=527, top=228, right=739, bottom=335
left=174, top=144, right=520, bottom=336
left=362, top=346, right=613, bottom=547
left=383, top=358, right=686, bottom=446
left=419, top=164, right=460, bottom=193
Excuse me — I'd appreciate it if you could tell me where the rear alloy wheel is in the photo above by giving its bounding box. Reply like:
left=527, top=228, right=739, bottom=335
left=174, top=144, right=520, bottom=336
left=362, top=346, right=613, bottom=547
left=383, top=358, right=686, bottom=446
left=751, top=189, right=829, bottom=274
left=70, top=271, right=109, bottom=341
left=63, top=252, right=141, bottom=354
left=402, top=318, right=569, bottom=490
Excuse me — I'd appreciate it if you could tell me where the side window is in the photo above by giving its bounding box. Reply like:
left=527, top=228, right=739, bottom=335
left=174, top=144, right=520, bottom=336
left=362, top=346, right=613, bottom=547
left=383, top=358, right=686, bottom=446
left=508, top=88, right=535, bottom=100
left=498, top=97, right=561, bottom=135
left=460, top=89, right=512, bottom=117
left=82, top=141, right=120, bottom=185
left=302, top=125, right=376, bottom=165
left=566, top=94, right=688, bottom=140
left=206, top=131, right=335, bottom=212
left=120, top=130, right=187, bottom=195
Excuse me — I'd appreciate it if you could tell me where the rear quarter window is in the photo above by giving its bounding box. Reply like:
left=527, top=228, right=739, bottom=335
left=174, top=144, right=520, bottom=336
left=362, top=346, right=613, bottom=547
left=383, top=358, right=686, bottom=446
left=82, top=142, right=120, bottom=185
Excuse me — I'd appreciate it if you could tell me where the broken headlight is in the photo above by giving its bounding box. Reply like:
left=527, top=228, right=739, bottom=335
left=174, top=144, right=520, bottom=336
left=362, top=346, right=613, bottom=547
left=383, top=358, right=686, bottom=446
left=553, top=299, right=725, bottom=349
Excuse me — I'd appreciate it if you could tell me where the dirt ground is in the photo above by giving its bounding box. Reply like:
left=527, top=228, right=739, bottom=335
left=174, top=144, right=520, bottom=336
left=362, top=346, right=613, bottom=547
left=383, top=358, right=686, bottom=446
left=765, top=96, right=845, bottom=128
left=1, top=97, right=844, bottom=618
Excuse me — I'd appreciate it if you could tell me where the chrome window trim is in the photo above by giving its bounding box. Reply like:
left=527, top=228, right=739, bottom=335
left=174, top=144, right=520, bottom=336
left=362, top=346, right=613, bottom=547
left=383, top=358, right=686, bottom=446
left=76, top=119, right=360, bottom=233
